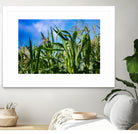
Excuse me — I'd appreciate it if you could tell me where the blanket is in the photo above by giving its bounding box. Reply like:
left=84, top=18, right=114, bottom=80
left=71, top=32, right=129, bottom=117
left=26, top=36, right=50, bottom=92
left=48, top=108, right=76, bottom=130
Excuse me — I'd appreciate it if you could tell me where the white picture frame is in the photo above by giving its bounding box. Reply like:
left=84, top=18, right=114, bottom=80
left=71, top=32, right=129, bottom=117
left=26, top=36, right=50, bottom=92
left=3, top=6, right=115, bottom=87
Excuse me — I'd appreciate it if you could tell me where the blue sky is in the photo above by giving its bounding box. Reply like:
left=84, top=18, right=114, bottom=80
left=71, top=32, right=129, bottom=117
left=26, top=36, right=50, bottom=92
left=18, top=19, right=100, bottom=48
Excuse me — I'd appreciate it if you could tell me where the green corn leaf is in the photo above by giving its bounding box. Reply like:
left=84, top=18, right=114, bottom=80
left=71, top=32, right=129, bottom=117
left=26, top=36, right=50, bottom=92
left=35, top=46, right=64, bottom=51
left=50, top=27, right=54, bottom=46
left=29, top=37, right=33, bottom=60
left=29, top=37, right=33, bottom=73
left=43, top=48, right=64, bottom=51
left=53, top=43, right=64, bottom=49
left=41, top=32, right=45, bottom=38
left=35, top=46, right=41, bottom=73
left=53, top=27, right=68, bottom=41
left=73, top=31, right=78, bottom=41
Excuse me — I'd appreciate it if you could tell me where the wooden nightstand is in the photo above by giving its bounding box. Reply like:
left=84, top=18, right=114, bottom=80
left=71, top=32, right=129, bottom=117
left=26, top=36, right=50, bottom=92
left=0, top=125, right=49, bottom=130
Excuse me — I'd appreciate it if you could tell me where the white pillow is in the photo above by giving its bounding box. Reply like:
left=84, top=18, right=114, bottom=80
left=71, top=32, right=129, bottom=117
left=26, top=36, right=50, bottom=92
left=104, top=95, right=130, bottom=118
left=110, top=96, right=138, bottom=129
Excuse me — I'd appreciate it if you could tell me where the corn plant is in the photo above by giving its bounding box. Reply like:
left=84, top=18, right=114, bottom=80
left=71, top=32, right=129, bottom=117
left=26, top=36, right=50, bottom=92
left=18, top=25, right=100, bottom=74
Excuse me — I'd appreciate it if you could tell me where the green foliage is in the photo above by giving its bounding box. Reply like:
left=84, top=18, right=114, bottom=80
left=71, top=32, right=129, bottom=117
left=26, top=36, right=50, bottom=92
left=129, top=73, right=138, bottom=84
left=18, top=25, right=100, bottom=74
left=124, top=53, right=138, bottom=73
left=102, top=89, right=134, bottom=101
left=134, top=39, right=138, bottom=52
left=116, top=77, right=136, bottom=89
left=124, top=39, right=138, bottom=84
left=103, top=39, right=138, bottom=101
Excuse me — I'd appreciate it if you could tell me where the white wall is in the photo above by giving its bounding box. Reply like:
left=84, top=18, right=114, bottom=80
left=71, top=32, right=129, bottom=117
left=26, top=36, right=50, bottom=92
left=0, top=0, right=138, bottom=124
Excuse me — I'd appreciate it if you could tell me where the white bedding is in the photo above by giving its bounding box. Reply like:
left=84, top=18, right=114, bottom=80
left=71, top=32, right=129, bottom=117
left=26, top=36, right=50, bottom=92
left=57, top=115, right=119, bottom=130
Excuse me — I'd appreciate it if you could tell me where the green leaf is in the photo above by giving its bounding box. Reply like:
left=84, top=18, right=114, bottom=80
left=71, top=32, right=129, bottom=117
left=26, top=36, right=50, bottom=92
left=108, top=94, right=118, bottom=101
left=129, top=73, right=138, bottom=84
left=53, top=27, right=68, bottom=41
left=35, top=46, right=64, bottom=51
left=61, top=30, right=71, bottom=35
left=53, top=43, right=64, bottom=49
left=29, top=37, right=33, bottom=60
left=102, top=89, right=122, bottom=101
left=50, top=27, right=54, bottom=46
left=134, top=39, right=138, bottom=52
left=73, top=31, right=78, bottom=41
left=35, top=46, right=41, bottom=73
left=124, top=53, right=138, bottom=73
left=102, top=89, right=134, bottom=101
left=41, top=32, right=45, bottom=38
left=44, top=48, right=64, bottom=51
left=116, top=77, right=136, bottom=89
left=29, top=37, right=33, bottom=73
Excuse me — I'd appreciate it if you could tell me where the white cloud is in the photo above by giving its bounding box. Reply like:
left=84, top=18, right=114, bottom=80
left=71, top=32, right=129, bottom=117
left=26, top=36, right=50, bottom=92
left=33, top=20, right=65, bottom=31
left=33, top=22, right=48, bottom=33
left=33, top=20, right=65, bottom=39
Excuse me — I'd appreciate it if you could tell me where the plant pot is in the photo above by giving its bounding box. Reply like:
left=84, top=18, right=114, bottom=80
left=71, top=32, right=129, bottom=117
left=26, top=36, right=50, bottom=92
left=0, top=108, right=18, bottom=127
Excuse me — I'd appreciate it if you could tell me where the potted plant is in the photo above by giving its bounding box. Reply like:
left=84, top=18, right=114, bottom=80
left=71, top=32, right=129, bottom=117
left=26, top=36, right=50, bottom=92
left=0, top=102, right=18, bottom=127
left=103, top=39, right=138, bottom=101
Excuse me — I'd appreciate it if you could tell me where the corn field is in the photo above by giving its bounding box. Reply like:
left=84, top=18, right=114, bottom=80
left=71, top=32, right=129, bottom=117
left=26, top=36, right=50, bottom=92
left=18, top=24, right=100, bottom=74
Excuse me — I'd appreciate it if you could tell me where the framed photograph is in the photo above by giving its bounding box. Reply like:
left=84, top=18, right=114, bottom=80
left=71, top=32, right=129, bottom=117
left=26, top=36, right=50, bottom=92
left=3, top=6, right=115, bottom=87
